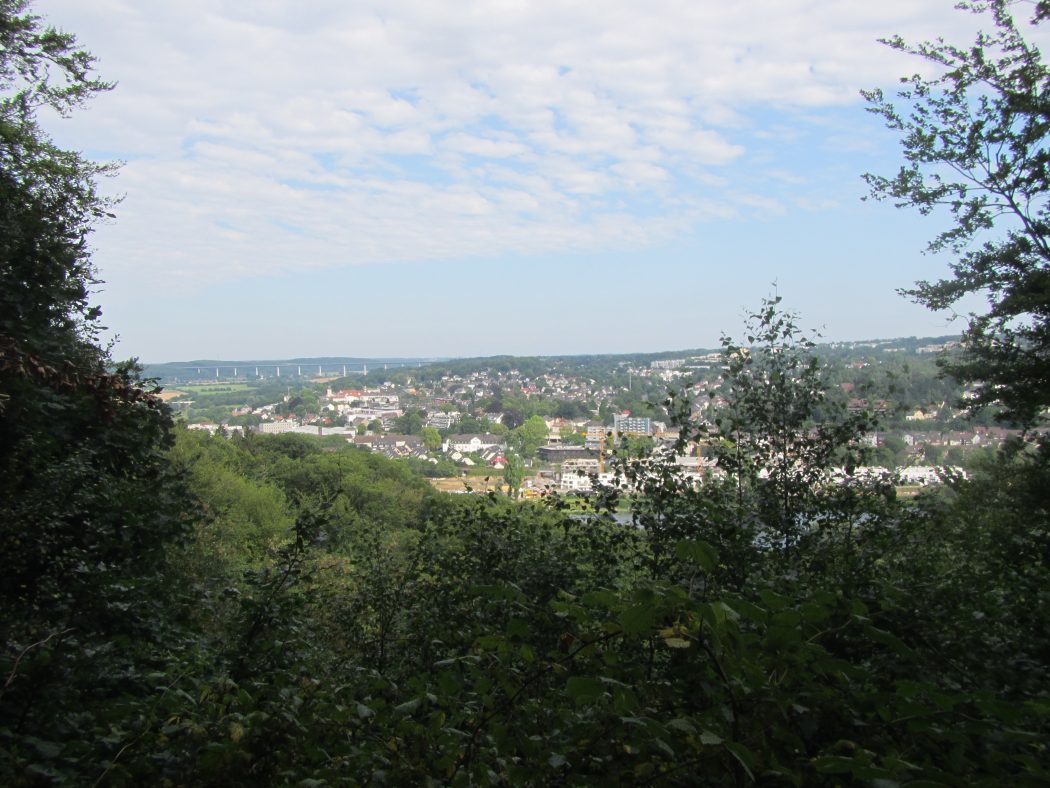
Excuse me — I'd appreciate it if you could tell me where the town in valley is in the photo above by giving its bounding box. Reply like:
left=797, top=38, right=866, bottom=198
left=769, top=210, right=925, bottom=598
left=152, top=334, right=1007, bottom=497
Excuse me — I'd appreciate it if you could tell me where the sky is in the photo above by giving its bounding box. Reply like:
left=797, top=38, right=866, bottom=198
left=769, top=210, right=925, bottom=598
left=32, top=0, right=1041, bottom=362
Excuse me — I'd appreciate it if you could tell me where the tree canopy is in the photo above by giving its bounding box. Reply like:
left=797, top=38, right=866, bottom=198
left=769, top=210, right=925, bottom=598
left=864, top=0, right=1050, bottom=425
left=1, top=3, right=196, bottom=779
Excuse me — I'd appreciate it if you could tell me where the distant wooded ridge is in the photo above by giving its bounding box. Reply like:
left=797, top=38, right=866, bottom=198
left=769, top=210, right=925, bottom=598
left=143, top=333, right=961, bottom=378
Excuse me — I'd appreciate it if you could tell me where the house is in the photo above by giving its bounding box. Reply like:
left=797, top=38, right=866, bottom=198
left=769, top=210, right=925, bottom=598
left=443, top=433, right=506, bottom=455
left=848, top=398, right=892, bottom=415
left=905, top=408, right=934, bottom=422
left=559, top=469, right=594, bottom=492
left=326, top=388, right=363, bottom=404
left=350, top=434, right=425, bottom=459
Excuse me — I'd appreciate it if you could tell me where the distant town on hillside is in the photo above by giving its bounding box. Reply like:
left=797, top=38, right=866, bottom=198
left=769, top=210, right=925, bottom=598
left=154, top=333, right=1019, bottom=496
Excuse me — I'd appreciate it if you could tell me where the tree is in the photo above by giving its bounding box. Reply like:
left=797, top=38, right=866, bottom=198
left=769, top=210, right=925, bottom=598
left=712, top=296, right=879, bottom=552
left=923, top=442, right=945, bottom=464
left=1, top=3, right=196, bottom=778
left=455, top=413, right=495, bottom=434
left=393, top=409, right=424, bottom=435
left=1, top=0, right=155, bottom=607
left=560, top=426, right=586, bottom=445
left=1, top=7, right=112, bottom=334
left=421, top=425, right=442, bottom=451
left=864, top=1, right=1050, bottom=426
left=618, top=434, right=654, bottom=458
left=511, top=414, right=548, bottom=458
left=879, top=434, right=910, bottom=468
left=554, top=399, right=590, bottom=419
left=298, top=387, right=319, bottom=415
left=502, top=452, right=525, bottom=497
left=501, top=406, right=525, bottom=430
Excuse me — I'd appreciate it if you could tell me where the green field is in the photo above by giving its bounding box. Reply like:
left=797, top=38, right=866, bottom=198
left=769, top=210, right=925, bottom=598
left=170, top=383, right=254, bottom=397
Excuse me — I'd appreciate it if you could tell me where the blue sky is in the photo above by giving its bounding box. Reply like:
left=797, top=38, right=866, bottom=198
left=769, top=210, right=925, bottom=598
left=35, top=0, right=1037, bottom=361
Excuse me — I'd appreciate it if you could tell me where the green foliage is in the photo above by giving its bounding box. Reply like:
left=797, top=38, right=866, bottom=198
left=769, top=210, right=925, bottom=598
left=502, top=452, right=525, bottom=497
left=560, top=426, right=586, bottom=445
left=402, top=453, right=460, bottom=477
left=865, top=0, right=1050, bottom=426
left=708, top=295, right=883, bottom=552
left=617, top=433, right=654, bottom=458
left=3, top=2, right=1049, bottom=783
left=0, top=5, right=199, bottom=782
left=453, top=412, right=499, bottom=436
left=421, top=424, right=442, bottom=451
left=510, top=414, right=549, bottom=458
left=171, top=429, right=295, bottom=569
left=393, top=409, right=425, bottom=435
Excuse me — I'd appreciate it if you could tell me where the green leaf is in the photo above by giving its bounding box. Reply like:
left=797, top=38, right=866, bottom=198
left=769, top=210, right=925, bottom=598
left=505, top=617, right=529, bottom=639
left=800, top=601, right=831, bottom=623
left=666, top=717, right=696, bottom=734
left=812, top=756, right=856, bottom=774
left=652, top=737, right=675, bottom=758
left=566, top=676, right=605, bottom=704
left=729, top=599, right=768, bottom=623
left=675, top=539, right=718, bottom=572
left=394, top=697, right=421, bottom=715
left=356, top=702, right=375, bottom=719
left=759, top=589, right=788, bottom=611
left=25, top=737, right=61, bottom=759
left=772, top=609, right=801, bottom=627
left=726, top=741, right=755, bottom=780
left=620, top=604, right=656, bottom=635
left=582, top=589, right=618, bottom=608
left=866, top=625, right=916, bottom=658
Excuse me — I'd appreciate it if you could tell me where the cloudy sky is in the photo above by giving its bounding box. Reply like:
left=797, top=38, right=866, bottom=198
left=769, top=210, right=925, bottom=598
left=34, top=0, right=1036, bottom=361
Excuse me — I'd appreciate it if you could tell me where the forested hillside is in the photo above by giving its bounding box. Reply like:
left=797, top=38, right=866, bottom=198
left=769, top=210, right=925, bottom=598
left=2, top=0, right=1049, bottom=785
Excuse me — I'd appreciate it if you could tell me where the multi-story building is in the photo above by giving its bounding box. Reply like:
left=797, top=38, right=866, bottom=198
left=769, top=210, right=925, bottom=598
left=536, top=445, right=595, bottom=463
left=257, top=420, right=300, bottom=434
left=425, top=411, right=461, bottom=430
left=613, top=413, right=652, bottom=436
left=585, top=423, right=608, bottom=450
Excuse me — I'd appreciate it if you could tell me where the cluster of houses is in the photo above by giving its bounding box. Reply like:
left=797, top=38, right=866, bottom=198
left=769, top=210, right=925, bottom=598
left=347, top=432, right=510, bottom=466
left=182, top=344, right=1028, bottom=495
left=323, top=386, right=403, bottom=430
left=860, top=425, right=1022, bottom=456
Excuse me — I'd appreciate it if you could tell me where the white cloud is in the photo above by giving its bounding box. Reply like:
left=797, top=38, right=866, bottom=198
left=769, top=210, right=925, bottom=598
left=35, top=0, right=1047, bottom=287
